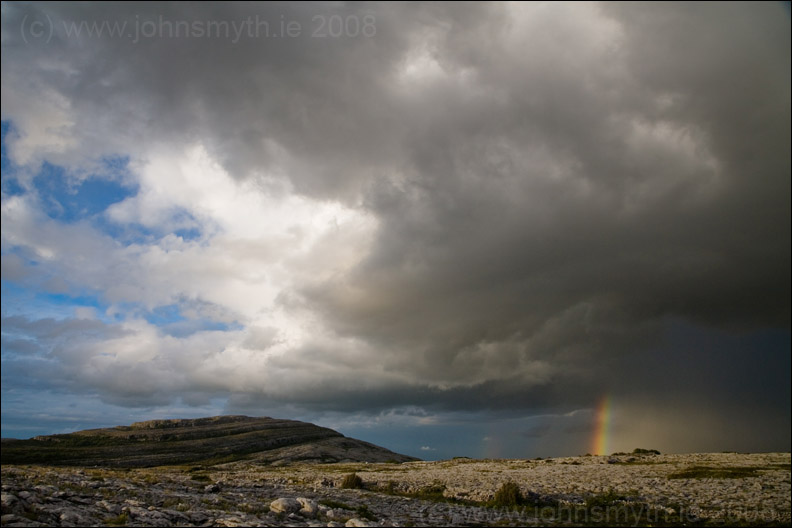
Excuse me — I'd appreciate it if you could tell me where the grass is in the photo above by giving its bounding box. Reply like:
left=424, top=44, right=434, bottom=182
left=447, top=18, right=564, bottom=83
left=632, top=448, right=661, bottom=455
left=105, top=512, right=130, bottom=526
left=409, top=481, right=447, bottom=501
left=584, top=488, right=627, bottom=509
left=341, top=472, right=364, bottom=489
left=489, top=481, right=523, bottom=509
left=483, top=481, right=557, bottom=514
left=21, top=511, right=45, bottom=523
left=372, top=479, right=476, bottom=506
left=160, top=497, right=182, bottom=509
left=355, top=504, right=378, bottom=521
left=378, top=480, right=397, bottom=494
left=667, top=466, right=761, bottom=479
left=478, top=483, right=698, bottom=527
left=317, top=495, right=378, bottom=520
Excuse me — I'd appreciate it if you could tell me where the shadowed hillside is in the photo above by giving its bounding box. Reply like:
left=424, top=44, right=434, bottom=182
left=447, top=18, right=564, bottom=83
left=0, top=415, right=418, bottom=467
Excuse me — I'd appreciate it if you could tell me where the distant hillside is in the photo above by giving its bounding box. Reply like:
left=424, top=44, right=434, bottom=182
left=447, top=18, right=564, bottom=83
left=0, top=415, right=418, bottom=467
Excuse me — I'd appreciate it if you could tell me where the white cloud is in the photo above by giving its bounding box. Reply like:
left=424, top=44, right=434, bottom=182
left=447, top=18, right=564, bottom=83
left=0, top=81, right=76, bottom=168
left=1, top=141, right=390, bottom=407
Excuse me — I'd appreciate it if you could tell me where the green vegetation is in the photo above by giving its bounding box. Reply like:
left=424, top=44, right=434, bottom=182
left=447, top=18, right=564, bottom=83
left=667, top=466, right=760, bottom=479
left=483, top=481, right=555, bottom=512
left=566, top=492, right=694, bottom=527
left=612, top=459, right=663, bottom=466
left=584, top=488, right=627, bottom=509
left=21, top=511, right=44, bottom=523
left=632, top=448, right=661, bottom=455
left=341, top=472, right=364, bottom=489
left=611, top=448, right=661, bottom=456
left=489, top=481, right=524, bottom=509
left=410, top=481, right=447, bottom=501
left=373, top=479, right=475, bottom=506
left=160, top=497, right=181, bottom=509
left=480, top=483, right=688, bottom=527
left=355, top=504, right=378, bottom=521
left=105, top=512, right=129, bottom=526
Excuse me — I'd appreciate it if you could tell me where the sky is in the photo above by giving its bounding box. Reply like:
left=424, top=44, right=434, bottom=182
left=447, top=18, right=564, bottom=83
left=0, top=2, right=790, bottom=461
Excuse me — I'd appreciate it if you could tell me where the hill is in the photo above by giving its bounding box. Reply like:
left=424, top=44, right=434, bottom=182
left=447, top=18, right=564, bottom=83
left=0, top=415, right=418, bottom=467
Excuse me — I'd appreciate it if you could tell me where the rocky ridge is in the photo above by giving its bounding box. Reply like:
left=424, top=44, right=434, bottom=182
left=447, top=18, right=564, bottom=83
left=0, top=416, right=417, bottom=467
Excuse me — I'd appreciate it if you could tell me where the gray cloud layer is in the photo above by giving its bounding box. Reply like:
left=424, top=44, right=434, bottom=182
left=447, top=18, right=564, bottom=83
left=1, top=2, right=789, bottom=450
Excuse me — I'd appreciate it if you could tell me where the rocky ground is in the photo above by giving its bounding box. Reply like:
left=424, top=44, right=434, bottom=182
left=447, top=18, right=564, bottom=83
left=2, top=452, right=789, bottom=526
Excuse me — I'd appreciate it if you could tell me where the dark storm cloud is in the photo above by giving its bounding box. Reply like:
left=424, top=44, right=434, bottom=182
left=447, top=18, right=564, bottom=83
left=2, top=1, right=421, bottom=196
left=294, top=1, right=790, bottom=406
left=1, top=1, right=789, bottom=448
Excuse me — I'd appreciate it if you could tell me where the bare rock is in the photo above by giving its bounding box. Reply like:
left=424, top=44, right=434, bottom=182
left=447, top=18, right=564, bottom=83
left=270, top=497, right=301, bottom=514
left=214, top=516, right=249, bottom=527
left=58, top=509, right=92, bottom=526
left=346, top=518, right=374, bottom=527
left=1, top=493, right=19, bottom=514
left=95, top=500, right=122, bottom=514
left=325, top=508, right=350, bottom=519
left=297, top=496, right=319, bottom=517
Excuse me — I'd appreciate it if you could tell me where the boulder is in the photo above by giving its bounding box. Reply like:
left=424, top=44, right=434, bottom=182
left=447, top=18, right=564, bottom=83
left=346, top=518, right=374, bottom=527
left=58, top=509, right=92, bottom=526
left=297, top=497, right=318, bottom=516
left=270, top=497, right=301, bottom=514
left=1, top=493, right=19, bottom=514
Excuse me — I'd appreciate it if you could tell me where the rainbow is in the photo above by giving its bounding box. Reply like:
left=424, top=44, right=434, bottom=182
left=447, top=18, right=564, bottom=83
left=591, top=394, right=612, bottom=456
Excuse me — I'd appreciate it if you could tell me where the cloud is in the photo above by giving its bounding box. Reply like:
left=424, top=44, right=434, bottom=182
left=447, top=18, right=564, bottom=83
left=1, top=2, right=789, bottom=454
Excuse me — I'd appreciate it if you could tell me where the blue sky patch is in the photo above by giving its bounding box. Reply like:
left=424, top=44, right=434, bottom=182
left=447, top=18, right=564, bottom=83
left=95, top=221, right=163, bottom=246
left=174, top=227, right=203, bottom=241
left=41, top=291, right=105, bottom=312
left=144, top=303, right=239, bottom=337
left=159, top=319, right=239, bottom=338
left=0, top=279, right=108, bottom=321
left=33, top=161, right=139, bottom=223
left=1, top=120, right=14, bottom=171
left=144, top=304, right=186, bottom=326
left=95, top=206, right=204, bottom=246
left=1, top=121, right=24, bottom=196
